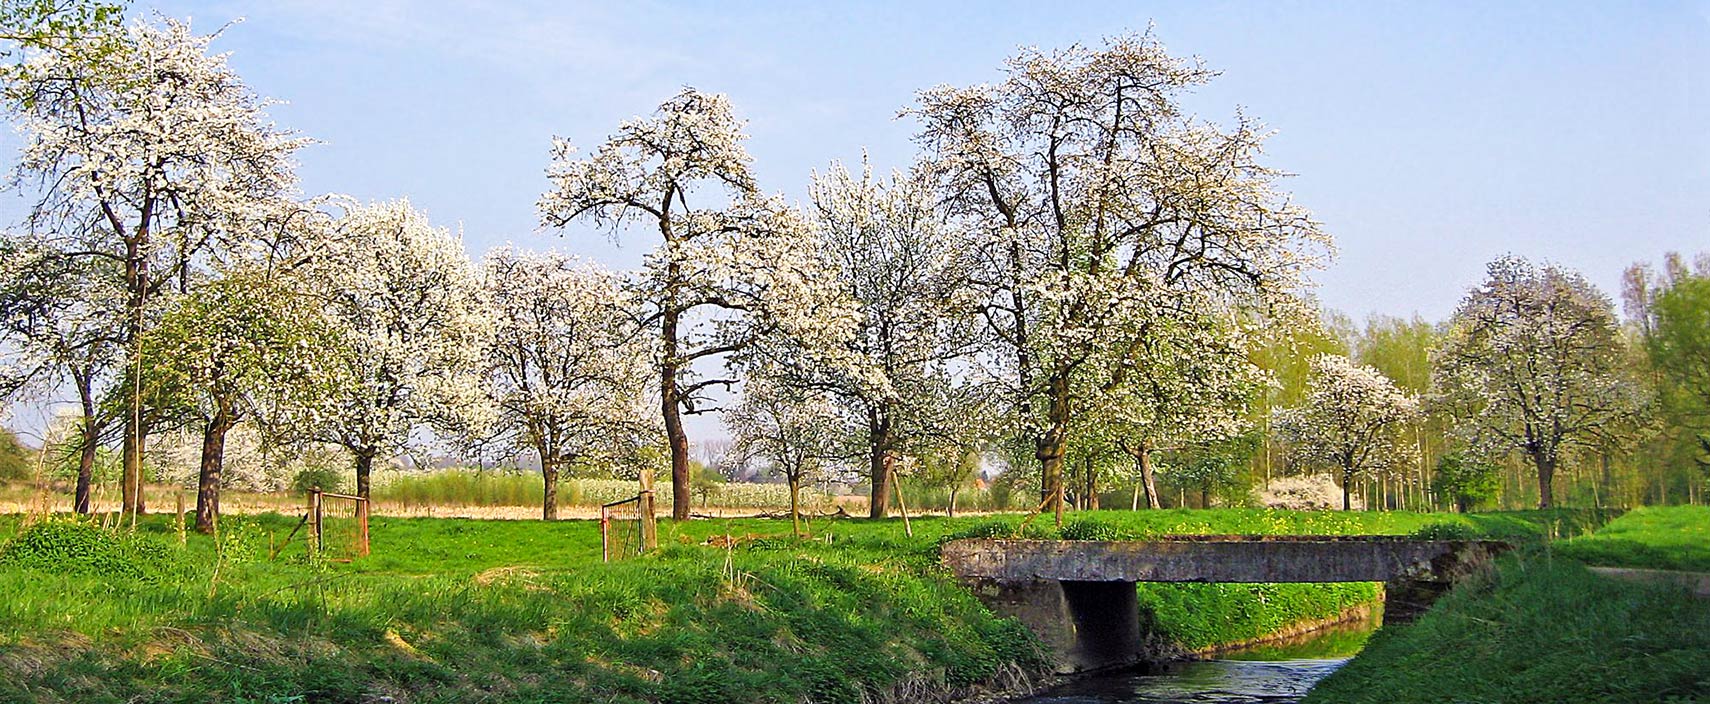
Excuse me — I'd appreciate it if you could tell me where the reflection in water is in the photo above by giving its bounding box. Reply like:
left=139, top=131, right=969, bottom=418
left=1014, top=618, right=1378, bottom=704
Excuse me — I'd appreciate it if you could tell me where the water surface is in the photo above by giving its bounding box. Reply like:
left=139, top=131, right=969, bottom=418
left=1013, top=618, right=1377, bottom=704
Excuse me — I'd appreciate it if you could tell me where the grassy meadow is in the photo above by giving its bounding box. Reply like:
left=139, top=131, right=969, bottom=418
left=0, top=507, right=1609, bottom=703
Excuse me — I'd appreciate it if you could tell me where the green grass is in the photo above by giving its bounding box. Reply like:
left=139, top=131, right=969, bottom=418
left=0, top=507, right=1607, bottom=703
left=1555, top=505, right=1710, bottom=572
left=1307, top=504, right=1710, bottom=704
left=1304, top=557, right=1710, bottom=704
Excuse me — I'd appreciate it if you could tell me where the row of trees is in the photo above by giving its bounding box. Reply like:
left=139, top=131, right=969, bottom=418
left=2, top=6, right=1703, bottom=534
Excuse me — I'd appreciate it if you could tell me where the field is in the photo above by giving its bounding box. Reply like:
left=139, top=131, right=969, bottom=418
left=0, top=507, right=1606, bottom=703
left=1306, top=505, right=1710, bottom=704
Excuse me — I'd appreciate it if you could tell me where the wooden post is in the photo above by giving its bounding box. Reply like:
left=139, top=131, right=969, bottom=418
left=308, top=487, right=322, bottom=556
left=356, top=498, right=370, bottom=557
left=890, top=464, right=913, bottom=538
left=638, top=469, right=658, bottom=552
left=600, top=505, right=611, bottom=563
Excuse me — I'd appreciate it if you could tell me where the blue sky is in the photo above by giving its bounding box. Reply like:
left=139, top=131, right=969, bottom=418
left=145, top=0, right=1710, bottom=321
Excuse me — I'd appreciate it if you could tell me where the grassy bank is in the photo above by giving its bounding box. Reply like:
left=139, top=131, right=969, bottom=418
left=0, top=508, right=1601, bottom=703
left=1306, top=506, right=1710, bottom=704
left=1555, top=505, right=1710, bottom=572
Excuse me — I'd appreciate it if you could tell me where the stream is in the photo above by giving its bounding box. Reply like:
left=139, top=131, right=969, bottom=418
left=1011, top=617, right=1379, bottom=704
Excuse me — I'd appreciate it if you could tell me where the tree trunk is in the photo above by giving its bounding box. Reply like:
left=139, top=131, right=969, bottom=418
left=74, top=430, right=97, bottom=515
left=193, top=407, right=233, bottom=534
left=1037, top=370, right=1070, bottom=525
left=1342, top=466, right=1353, bottom=511
left=1084, top=456, right=1099, bottom=511
left=948, top=486, right=958, bottom=518
left=660, top=309, right=691, bottom=521
left=868, top=409, right=894, bottom=518
left=1201, top=487, right=1210, bottom=508
left=1137, top=446, right=1161, bottom=509
left=73, top=371, right=98, bottom=515
left=789, top=475, right=801, bottom=537
left=355, top=449, right=375, bottom=500
left=1532, top=449, right=1556, bottom=510
left=541, top=456, right=559, bottom=521
left=1599, top=451, right=1613, bottom=510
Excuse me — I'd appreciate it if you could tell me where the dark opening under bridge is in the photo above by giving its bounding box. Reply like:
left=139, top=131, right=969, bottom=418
left=940, top=536, right=1511, bottom=673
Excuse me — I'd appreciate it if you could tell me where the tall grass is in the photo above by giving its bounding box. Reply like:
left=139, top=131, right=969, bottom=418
left=371, top=470, right=838, bottom=511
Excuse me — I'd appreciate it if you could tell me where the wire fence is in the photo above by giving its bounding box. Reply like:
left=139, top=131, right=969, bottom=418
left=308, top=487, right=369, bottom=561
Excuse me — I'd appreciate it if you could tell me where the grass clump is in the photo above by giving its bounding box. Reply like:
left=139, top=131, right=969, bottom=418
left=0, top=518, right=180, bottom=583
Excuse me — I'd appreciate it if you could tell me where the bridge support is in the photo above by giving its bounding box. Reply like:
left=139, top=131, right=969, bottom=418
left=963, top=577, right=1153, bottom=673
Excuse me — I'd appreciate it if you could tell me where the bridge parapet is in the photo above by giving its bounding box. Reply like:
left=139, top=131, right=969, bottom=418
left=942, top=536, right=1510, bottom=584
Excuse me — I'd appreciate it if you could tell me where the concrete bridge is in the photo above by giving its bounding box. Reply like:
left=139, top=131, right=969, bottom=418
left=941, top=536, right=1510, bottom=673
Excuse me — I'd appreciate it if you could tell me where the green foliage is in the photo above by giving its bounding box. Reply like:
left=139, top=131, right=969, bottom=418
left=689, top=462, right=723, bottom=507
left=1058, top=517, right=1131, bottom=541
left=938, top=518, right=1057, bottom=543
left=1432, top=451, right=1501, bottom=512
left=289, top=463, right=346, bottom=496
left=1305, top=557, right=1710, bottom=704
left=1556, top=505, right=1710, bottom=572
left=0, top=0, right=127, bottom=56
left=0, top=518, right=178, bottom=582
left=1352, top=314, right=1439, bottom=395
left=1647, top=273, right=1710, bottom=478
left=1162, top=435, right=1257, bottom=507
left=0, top=427, right=30, bottom=480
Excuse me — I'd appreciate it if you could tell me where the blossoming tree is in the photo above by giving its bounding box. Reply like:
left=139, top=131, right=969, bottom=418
left=908, top=33, right=1330, bottom=522
left=1432, top=256, right=1644, bottom=508
left=475, top=247, right=655, bottom=520
left=2, top=17, right=309, bottom=516
left=538, top=88, right=851, bottom=520
left=726, top=374, right=845, bottom=536
left=1276, top=354, right=1420, bottom=510
left=300, top=200, right=488, bottom=499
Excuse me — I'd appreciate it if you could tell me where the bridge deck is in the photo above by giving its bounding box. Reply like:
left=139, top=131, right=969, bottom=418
left=941, top=537, right=1509, bottom=584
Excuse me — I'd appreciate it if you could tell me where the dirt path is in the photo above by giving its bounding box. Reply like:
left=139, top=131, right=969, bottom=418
left=1586, top=566, right=1710, bottom=598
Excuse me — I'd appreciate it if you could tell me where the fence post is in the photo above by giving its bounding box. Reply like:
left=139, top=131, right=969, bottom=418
left=638, top=469, right=657, bottom=552
left=308, top=487, right=322, bottom=556
left=600, top=505, right=611, bottom=563
left=356, top=497, right=370, bottom=557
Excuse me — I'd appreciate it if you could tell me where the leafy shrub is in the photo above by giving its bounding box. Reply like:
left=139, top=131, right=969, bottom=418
left=0, top=519, right=180, bottom=582
left=0, top=428, right=32, bottom=481
left=291, top=464, right=347, bottom=495
left=1433, top=451, right=1501, bottom=513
